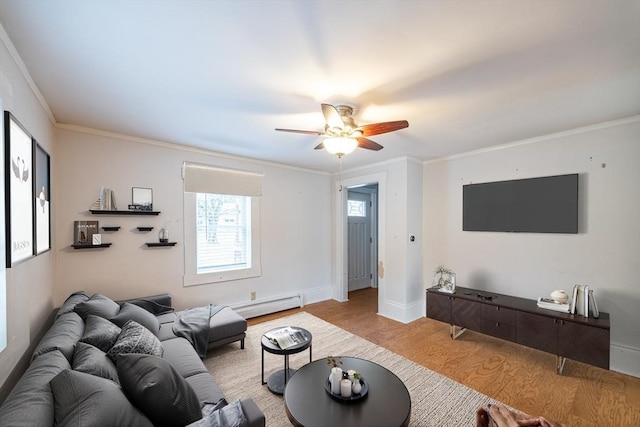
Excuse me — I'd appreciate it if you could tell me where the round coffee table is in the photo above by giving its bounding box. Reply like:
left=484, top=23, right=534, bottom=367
left=261, top=326, right=312, bottom=395
left=284, top=356, right=411, bottom=427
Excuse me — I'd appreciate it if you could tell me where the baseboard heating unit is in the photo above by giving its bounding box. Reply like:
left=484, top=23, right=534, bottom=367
left=232, top=293, right=303, bottom=319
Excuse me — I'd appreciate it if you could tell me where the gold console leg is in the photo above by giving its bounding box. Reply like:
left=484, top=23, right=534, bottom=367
left=450, top=325, right=467, bottom=339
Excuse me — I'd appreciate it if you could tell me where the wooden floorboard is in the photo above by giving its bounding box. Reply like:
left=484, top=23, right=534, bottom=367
left=248, top=288, right=640, bottom=426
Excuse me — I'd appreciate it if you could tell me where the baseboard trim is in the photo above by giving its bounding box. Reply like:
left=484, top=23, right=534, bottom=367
left=610, top=343, right=640, bottom=378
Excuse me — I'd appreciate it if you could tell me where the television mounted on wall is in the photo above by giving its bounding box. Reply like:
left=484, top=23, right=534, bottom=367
left=463, top=173, right=579, bottom=234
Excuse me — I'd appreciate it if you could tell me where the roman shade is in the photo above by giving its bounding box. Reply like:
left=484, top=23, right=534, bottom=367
left=182, top=162, right=263, bottom=197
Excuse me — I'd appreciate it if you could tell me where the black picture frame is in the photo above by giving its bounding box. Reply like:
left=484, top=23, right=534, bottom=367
left=4, top=111, right=35, bottom=267
left=34, top=141, right=51, bottom=255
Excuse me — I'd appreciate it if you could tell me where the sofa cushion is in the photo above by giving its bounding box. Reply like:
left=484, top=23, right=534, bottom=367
left=0, top=350, right=70, bottom=426
left=56, top=291, right=89, bottom=319
left=50, top=369, right=153, bottom=427
left=117, top=353, right=203, bottom=427
left=161, top=337, right=208, bottom=378
left=107, top=320, right=163, bottom=363
left=110, top=302, right=160, bottom=336
left=73, top=293, right=120, bottom=320
left=79, top=314, right=121, bottom=352
left=32, top=311, right=84, bottom=363
left=72, top=342, right=120, bottom=384
left=185, top=372, right=227, bottom=406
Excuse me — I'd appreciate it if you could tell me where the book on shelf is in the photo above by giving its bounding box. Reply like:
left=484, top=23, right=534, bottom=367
left=536, top=297, right=570, bottom=313
left=583, top=285, right=590, bottom=318
left=570, top=284, right=579, bottom=314
left=264, top=327, right=306, bottom=350
left=73, top=221, right=99, bottom=245
left=588, top=289, right=600, bottom=318
left=575, top=285, right=586, bottom=316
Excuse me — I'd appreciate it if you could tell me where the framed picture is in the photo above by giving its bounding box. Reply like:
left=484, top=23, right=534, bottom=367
left=4, top=111, right=34, bottom=267
left=131, top=187, right=153, bottom=211
left=34, top=142, right=51, bottom=255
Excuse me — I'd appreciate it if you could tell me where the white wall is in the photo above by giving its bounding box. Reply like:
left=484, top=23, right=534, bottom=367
left=423, top=118, right=640, bottom=376
left=339, top=157, right=424, bottom=323
left=54, top=126, right=333, bottom=311
left=0, top=25, right=57, bottom=392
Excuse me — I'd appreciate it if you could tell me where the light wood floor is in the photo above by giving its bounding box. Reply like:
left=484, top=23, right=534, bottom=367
left=248, top=288, right=640, bottom=426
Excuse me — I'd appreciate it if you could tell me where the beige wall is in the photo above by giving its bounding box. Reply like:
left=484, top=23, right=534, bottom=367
left=0, top=26, right=57, bottom=392
left=54, top=126, right=333, bottom=311
left=423, top=118, right=640, bottom=377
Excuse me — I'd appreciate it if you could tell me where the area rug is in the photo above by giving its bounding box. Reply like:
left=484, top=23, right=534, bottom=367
left=203, top=312, right=507, bottom=426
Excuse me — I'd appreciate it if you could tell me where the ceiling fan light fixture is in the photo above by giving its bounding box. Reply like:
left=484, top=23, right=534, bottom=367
left=323, top=137, right=357, bottom=157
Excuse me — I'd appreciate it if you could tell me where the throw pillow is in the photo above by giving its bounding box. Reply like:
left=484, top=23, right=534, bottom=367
left=117, top=353, right=202, bottom=427
left=50, top=369, right=153, bottom=427
left=73, top=293, right=120, bottom=320
left=72, top=342, right=120, bottom=384
left=79, top=314, right=121, bottom=352
left=110, top=302, right=160, bottom=336
left=106, top=320, right=163, bottom=363
left=55, top=291, right=89, bottom=319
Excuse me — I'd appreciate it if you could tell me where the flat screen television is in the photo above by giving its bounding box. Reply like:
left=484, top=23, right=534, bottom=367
left=463, top=174, right=578, bottom=233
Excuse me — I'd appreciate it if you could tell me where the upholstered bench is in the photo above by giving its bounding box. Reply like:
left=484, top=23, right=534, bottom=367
left=121, top=294, right=247, bottom=354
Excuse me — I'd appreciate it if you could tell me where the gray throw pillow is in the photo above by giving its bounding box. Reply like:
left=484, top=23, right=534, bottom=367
left=32, top=312, right=84, bottom=363
left=56, top=291, right=89, bottom=319
left=107, top=320, right=163, bottom=363
left=72, top=342, right=120, bottom=384
left=50, top=369, right=153, bottom=427
left=110, top=302, right=160, bottom=336
left=117, top=353, right=202, bottom=427
left=79, top=315, right=121, bottom=352
left=73, top=293, right=120, bottom=321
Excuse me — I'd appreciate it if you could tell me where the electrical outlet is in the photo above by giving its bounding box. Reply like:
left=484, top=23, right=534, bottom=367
left=250, top=291, right=256, bottom=300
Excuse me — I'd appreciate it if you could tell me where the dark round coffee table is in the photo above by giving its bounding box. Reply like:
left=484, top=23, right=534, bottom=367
left=284, top=356, right=411, bottom=427
left=261, top=326, right=312, bottom=395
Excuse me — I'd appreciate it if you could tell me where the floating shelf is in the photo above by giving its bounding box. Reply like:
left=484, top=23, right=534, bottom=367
left=145, top=242, right=177, bottom=247
left=101, top=226, right=121, bottom=232
left=72, top=243, right=112, bottom=249
left=90, top=209, right=160, bottom=216
left=137, top=226, right=154, bottom=232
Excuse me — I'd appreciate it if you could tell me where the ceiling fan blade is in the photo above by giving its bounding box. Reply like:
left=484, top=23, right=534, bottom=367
left=357, top=137, right=384, bottom=151
left=275, top=128, right=324, bottom=136
left=314, top=142, right=325, bottom=150
left=359, top=120, right=409, bottom=137
left=321, top=104, right=344, bottom=129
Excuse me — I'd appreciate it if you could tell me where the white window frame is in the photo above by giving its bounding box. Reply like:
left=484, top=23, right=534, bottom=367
left=182, top=162, right=262, bottom=286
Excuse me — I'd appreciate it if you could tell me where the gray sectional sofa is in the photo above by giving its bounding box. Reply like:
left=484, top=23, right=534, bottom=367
left=0, top=291, right=265, bottom=427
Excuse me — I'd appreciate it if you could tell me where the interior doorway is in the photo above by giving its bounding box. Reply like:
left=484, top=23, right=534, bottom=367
left=347, top=184, right=378, bottom=295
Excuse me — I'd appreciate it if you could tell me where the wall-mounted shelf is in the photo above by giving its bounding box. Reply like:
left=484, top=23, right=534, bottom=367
left=146, top=242, right=177, bottom=247
left=101, top=226, right=121, bottom=232
left=90, top=209, right=160, bottom=216
left=137, top=226, right=154, bottom=232
left=72, top=243, right=112, bottom=249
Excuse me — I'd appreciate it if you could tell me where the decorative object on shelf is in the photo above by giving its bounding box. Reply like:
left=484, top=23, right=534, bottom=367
left=90, top=186, right=118, bottom=211
left=158, top=224, right=169, bottom=243
left=73, top=221, right=99, bottom=246
left=433, top=265, right=456, bottom=293
left=4, top=111, right=35, bottom=267
left=92, top=234, right=102, bottom=245
left=550, top=290, right=569, bottom=304
left=130, top=187, right=153, bottom=211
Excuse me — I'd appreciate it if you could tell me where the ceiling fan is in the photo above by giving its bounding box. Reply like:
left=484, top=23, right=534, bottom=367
left=275, top=104, right=409, bottom=157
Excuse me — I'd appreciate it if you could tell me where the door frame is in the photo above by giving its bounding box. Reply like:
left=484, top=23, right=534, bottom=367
left=334, top=172, right=386, bottom=306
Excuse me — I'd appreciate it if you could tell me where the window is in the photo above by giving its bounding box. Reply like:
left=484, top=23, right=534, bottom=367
left=183, top=162, right=262, bottom=286
left=348, top=199, right=366, bottom=217
left=196, top=194, right=251, bottom=274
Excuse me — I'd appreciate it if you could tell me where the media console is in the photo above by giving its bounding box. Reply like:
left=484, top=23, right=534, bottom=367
left=426, top=286, right=610, bottom=374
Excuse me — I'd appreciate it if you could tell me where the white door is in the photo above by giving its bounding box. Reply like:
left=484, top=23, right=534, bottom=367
left=347, top=190, right=372, bottom=291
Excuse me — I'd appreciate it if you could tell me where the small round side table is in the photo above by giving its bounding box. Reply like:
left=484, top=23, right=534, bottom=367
left=261, top=326, right=312, bottom=395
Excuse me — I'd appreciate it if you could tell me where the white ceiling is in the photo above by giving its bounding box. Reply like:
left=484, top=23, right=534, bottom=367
left=1, top=0, right=638, bottom=172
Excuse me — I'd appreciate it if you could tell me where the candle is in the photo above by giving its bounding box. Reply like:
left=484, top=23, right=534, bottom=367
left=340, top=379, right=352, bottom=398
